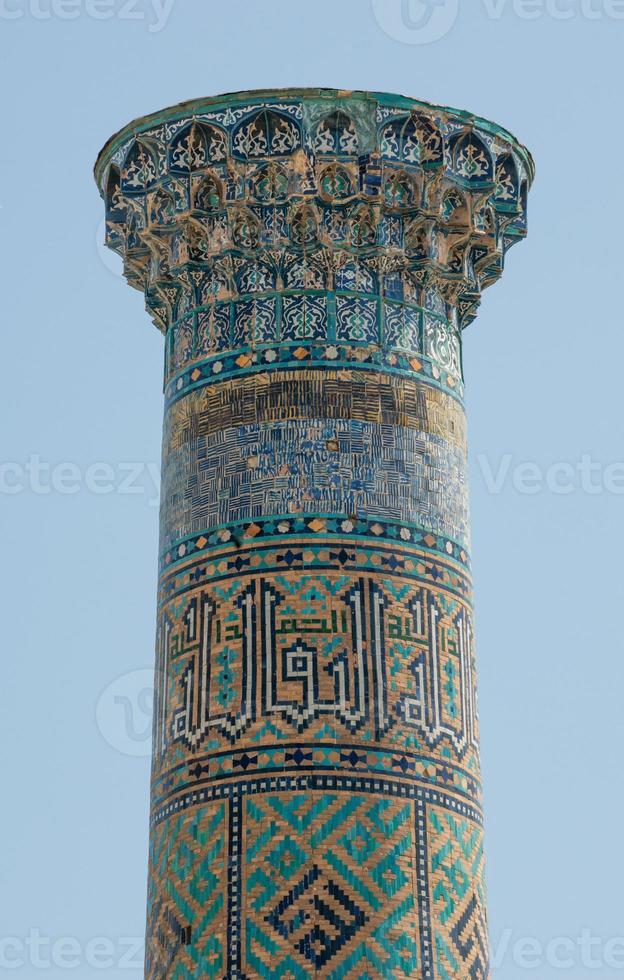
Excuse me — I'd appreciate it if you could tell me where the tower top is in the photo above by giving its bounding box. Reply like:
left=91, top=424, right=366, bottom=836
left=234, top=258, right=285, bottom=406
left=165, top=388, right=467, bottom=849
left=94, top=87, right=533, bottom=333
left=95, top=88, right=534, bottom=184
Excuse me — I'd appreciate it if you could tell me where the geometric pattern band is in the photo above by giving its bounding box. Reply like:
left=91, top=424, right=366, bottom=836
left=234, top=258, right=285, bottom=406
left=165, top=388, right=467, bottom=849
left=164, top=338, right=465, bottom=409
left=161, top=370, right=470, bottom=553
left=146, top=787, right=488, bottom=979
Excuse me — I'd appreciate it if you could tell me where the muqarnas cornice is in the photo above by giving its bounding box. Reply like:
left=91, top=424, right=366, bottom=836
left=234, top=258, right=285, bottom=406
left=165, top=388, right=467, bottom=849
left=95, top=88, right=534, bottom=349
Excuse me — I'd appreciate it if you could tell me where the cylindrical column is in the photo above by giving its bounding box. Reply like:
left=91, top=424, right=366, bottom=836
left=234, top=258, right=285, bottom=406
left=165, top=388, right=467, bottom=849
left=95, top=88, right=532, bottom=980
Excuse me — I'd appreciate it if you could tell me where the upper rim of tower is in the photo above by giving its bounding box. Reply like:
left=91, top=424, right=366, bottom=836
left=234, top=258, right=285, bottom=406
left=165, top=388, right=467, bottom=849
left=93, top=86, right=535, bottom=189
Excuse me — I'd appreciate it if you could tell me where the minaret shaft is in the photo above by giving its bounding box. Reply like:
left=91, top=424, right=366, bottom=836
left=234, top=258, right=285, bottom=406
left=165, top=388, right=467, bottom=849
left=95, top=88, right=532, bottom=980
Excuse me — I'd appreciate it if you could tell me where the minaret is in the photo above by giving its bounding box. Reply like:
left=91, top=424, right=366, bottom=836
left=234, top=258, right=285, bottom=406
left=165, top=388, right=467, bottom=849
left=95, top=88, right=532, bottom=980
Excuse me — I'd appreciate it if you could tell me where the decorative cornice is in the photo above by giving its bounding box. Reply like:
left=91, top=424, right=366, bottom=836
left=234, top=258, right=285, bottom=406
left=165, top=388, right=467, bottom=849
left=95, top=88, right=533, bottom=346
left=94, top=88, right=535, bottom=183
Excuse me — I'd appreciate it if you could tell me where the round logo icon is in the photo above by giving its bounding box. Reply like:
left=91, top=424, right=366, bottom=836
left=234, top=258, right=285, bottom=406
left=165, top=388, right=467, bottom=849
left=96, top=217, right=124, bottom=279
left=371, top=0, right=459, bottom=45
left=96, top=668, right=154, bottom=757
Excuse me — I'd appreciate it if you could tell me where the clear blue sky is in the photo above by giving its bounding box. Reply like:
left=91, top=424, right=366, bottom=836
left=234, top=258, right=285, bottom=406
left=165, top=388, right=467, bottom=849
left=1, top=2, right=622, bottom=977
